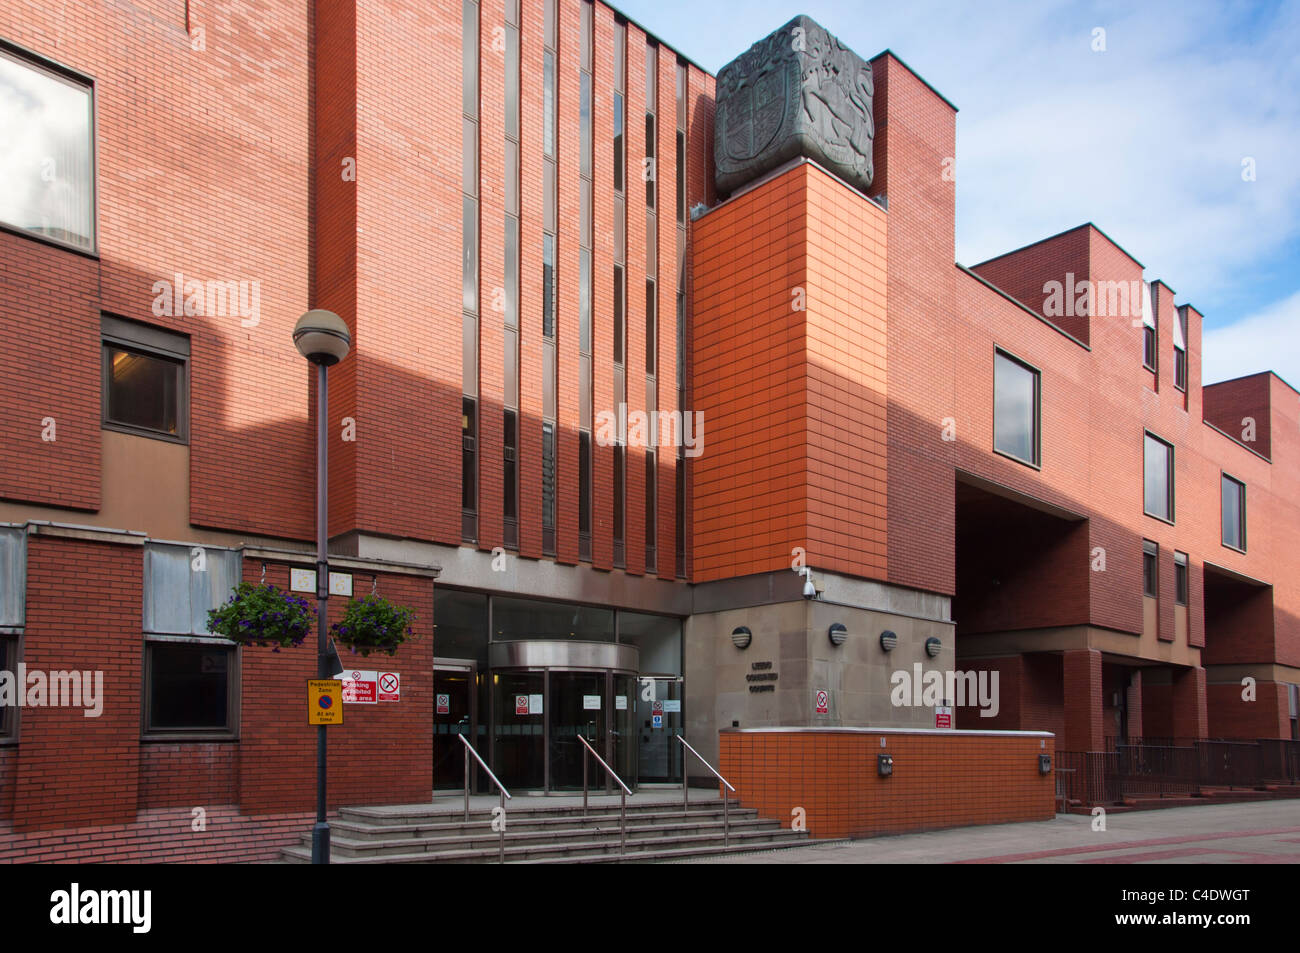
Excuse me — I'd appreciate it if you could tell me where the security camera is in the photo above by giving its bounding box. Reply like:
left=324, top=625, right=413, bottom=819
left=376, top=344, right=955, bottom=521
left=803, top=575, right=817, bottom=599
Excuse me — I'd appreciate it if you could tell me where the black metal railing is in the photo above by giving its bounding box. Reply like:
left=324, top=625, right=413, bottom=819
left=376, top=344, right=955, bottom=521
left=1057, top=737, right=1300, bottom=807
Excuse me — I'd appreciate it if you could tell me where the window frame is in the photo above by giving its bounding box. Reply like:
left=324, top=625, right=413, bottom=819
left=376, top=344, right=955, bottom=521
left=992, top=347, right=1041, bottom=469
left=141, top=635, right=240, bottom=740
left=1142, top=540, right=1158, bottom=599
left=0, top=633, right=20, bottom=742
left=1220, top=472, right=1246, bottom=553
left=0, top=41, right=98, bottom=256
left=1142, top=431, right=1175, bottom=524
left=101, top=315, right=190, bottom=444
left=1174, top=551, right=1188, bottom=606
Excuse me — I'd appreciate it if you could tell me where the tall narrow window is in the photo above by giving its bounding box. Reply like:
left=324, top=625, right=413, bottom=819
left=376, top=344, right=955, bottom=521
left=993, top=349, right=1039, bottom=466
left=674, top=60, right=688, bottom=578
left=1143, top=432, right=1173, bottom=522
left=462, top=0, right=481, bottom=543
left=578, top=1, right=594, bottom=561
left=504, top=409, right=518, bottom=547
left=1174, top=551, right=1188, bottom=606
left=0, top=48, right=95, bottom=251
left=1141, top=281, right=1157, bottom=371
left=503, top=0, right=520, bottom=549
left=1221, top=474, right=1245, bottom=552
left=1174, top=306, right=1188, bottom=391
left=542, top=423, right=556, bottom=552
left=543, top=234, right=556, bottom=338
left=612, top=18, right=627, bottom=568
left=1142, top=540, right=1158, bottom=598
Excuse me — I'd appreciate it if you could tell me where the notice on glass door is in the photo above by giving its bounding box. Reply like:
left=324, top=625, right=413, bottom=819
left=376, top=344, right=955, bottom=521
left=616, top=695, right=627, bottom=710
left=529, top=693, right=543, bottom=715
left=582, top=695, right=601, bottom=710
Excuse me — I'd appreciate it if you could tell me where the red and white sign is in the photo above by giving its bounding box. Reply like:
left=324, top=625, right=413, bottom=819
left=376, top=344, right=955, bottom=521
left=515, top=694, right=529, bottom=715
left=436, top=693, right=450, bottom=714
left=936, top=706, right=953, bottom=729
left=652, top=701, right=664, bottom=716
left=815, top=690, right=829, bottom=714
left=378, top=671, right=400, bottom=702
left=339, top=669, right=377, bottom=704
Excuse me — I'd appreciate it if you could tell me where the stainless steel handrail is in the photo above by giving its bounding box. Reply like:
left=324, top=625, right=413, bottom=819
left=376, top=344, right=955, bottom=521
left=678, top=736, right=736, bottom=847
left=458, top=734, right=512, bottom=863
left=577, top=734, right=632, bottom=853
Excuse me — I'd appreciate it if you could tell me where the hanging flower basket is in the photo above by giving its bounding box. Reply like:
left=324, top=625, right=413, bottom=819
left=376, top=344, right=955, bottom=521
left=331, top=593, right=417, bottom=657
left=206, top=582, right=313, bottom=651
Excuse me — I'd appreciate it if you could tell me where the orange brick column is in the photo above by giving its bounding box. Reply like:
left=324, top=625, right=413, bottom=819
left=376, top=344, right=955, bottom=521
left=1171, top=665, right=1209, bottom=740
left=1063, top=648, right=1104, bottom=752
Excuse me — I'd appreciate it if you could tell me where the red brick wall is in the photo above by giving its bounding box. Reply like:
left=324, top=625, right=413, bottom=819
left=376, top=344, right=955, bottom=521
left=970, top=225, right=1091, bottom=344
left=719, top=728, right=1055, bottom=838
left=1204, top=373, right=1271, bottom=459
left=1207, top=681, right=1289, bottom=740
left=12, top=535, right=141, bottom=831
left=0, top=807, right=312, bottom=863
left=235, top=558, right=433, bottom=814
left=138, top=744, right=239, bottom=810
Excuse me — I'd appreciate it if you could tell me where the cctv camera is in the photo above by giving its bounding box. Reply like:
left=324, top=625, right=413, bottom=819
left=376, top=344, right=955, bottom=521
left=803, top=576, right=817, bottom=599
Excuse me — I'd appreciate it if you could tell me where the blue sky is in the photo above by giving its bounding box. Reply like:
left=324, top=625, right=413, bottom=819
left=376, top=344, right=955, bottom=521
left=615, top=0, right=1300, bottom=388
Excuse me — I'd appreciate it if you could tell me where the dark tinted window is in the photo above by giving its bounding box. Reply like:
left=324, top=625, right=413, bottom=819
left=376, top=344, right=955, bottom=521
left=147, top=642, right=232, bottom=732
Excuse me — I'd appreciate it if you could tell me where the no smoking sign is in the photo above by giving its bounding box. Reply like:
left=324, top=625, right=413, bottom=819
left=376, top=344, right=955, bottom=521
left=377, top=671, right=400, bottom=702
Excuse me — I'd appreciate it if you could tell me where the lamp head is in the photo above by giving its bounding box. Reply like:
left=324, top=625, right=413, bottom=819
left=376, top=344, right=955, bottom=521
left=293, top=309, right=351, bottom=366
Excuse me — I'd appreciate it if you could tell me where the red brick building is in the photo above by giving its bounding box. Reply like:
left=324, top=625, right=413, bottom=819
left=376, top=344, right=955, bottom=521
left=0, top=3, right=1294, bottom=859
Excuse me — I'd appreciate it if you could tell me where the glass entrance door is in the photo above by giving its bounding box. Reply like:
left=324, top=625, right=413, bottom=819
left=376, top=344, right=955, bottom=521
left=548, top=671, right=606, bottom=790
left=636, top=676, right=683, bottom=783
left=493, top=670, right=544, bottom=790
left=433, top=663, right=475, bottom=790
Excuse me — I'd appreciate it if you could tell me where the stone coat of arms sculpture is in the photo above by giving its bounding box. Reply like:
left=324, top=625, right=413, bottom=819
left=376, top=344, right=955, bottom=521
left=714, top=15, right=874, bottom=195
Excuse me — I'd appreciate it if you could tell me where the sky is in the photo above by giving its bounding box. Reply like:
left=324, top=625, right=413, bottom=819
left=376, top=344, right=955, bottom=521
left=614, top=0, right=1300, bottom=389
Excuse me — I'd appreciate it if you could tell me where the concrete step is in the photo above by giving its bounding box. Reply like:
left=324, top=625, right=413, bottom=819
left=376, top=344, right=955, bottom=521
left=282, top=826, right=808, bottom=864
left=315, top=816, right=788, bottom=857
left=329, top=807, right=763, bottom=841
left=337, top=799, right=740, bottom=827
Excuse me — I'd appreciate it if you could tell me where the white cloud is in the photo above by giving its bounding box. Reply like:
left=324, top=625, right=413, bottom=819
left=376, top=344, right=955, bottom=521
left=1201, top=289, right=1300, bottom=388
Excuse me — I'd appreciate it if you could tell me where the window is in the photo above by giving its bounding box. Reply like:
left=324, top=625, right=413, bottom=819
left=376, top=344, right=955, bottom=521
left=1221, top=474, right=1245, bottom=551
left=1174, top=551, right=1188, bottom=606
left=143, top=542, right=240, bottom=737
left=543, top=234, right=555, bottom=338
left=102, top=315, right=189, bottom=441
left=503, top=409, right=518, bottom=549
left=462, top=397, right=478, bottom=525
left=1142, top=540, right=1158, bottom=598
left=542, top=423, right=556, bottom=555
left=993, top=349, right=1039, bottom=466
left=579, top=430, right=592, bottom=556
left=645, top=451, right=657, bottom=570
left=613, top=92, right=625, bottom=193
left=145, top=641, right=237, bottom=735
left=613, top=444, right=625, bottom=566
left=1143, top=432, right=1174, bottom=522
left=0, top=635, right=15, bottom=739
left=1174, top=308, right=1188, bottom=391
left=0, top=47, right=94, bottom=252
left=1141, top=281, right=1156, bottom=371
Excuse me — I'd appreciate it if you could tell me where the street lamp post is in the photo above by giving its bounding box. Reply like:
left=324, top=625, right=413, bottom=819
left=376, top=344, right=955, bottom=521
left=293, top=309, right=351, bottom=865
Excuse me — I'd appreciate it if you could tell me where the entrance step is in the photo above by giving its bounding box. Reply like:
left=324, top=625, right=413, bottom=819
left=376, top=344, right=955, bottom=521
left=281, top=796, right=810, bottom=864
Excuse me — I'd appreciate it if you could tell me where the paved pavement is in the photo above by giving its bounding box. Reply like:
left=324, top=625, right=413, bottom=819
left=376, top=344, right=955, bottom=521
left=682, top=800, right=1300, bottom=863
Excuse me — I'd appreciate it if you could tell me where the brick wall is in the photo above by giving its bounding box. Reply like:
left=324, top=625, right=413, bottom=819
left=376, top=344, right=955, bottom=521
left=719, top=728, right=1055, bottom=838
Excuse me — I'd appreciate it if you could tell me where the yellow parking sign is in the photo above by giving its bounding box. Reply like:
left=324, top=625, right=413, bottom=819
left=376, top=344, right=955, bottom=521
left=308, top=679, right=344, bottom=726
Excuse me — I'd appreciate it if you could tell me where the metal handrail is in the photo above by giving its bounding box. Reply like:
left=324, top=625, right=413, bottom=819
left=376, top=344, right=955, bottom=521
left=577, top=734, right=632, bottom=853
left=678, top=736, right=736, bottom=847
left=458, top=734, right=512, bottom=863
